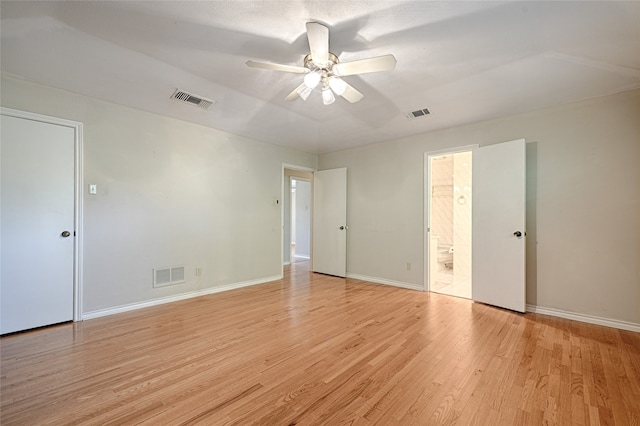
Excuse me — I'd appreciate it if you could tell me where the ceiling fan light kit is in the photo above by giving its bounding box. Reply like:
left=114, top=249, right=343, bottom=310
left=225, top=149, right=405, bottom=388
left=246, top=22, right=396, bottom=105
left=329, top=77, right=347, bottom=96
left=296, top=84, right=313, bottom=101
left=303, top=70, right=321, bottom=89
left=322, top=85, right=336, bottom=105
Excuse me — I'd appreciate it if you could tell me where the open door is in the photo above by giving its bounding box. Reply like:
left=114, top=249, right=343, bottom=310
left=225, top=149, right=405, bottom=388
left=472, top=139, right=526, bottom=312
left=312, top=168, right=347, bottom=277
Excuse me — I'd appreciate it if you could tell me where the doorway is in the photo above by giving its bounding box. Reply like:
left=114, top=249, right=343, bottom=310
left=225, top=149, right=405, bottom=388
left=290, top=177, right=311, bottom=263
left=426, top=149, right=473, bottom=299
left=425, top=140, right=526, bottom=311
left=282, top=166, right=314, bottom=268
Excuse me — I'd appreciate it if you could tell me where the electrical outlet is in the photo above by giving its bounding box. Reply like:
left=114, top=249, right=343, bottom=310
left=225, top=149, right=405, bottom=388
left=406, top=262, right=411, bottom=271
left=195, top=267, right=202, bottom=277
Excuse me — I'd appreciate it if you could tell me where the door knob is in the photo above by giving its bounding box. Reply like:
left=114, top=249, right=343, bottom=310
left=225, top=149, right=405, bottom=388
left=513, top=231, right=522, bottom=238
left=339, top=226, right=345, bottom=230
left=61, top=231, right=71, bottom=238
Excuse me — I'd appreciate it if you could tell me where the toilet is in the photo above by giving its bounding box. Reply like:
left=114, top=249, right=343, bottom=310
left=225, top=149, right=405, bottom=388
left=438, top=244, right=454, bottom=269
left=430, top=236, right=454, bottom=272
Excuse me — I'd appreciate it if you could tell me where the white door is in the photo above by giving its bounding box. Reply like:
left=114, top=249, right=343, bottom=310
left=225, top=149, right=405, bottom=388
left=472, top=139, right=526, bottom=312
left=1, top=114, right=76, bottom=334
left=312, top=168, right=347, bottom=277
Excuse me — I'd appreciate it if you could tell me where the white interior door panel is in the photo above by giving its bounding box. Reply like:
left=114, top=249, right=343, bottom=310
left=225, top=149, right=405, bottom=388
left=472, top=139, right=526, bottom=313
left=1, top=114, right=75, bottom=334
left=312, top=168, right=347, bottom=277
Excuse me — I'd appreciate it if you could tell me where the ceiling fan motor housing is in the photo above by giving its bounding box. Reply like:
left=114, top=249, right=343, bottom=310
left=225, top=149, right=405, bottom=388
left=304, top=53, right=339, bottom=73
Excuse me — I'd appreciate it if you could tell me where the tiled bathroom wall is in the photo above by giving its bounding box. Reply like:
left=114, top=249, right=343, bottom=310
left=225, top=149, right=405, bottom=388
left=431, top=156, right=453, bottom=247
left=453, top=152, right=472, bottom=281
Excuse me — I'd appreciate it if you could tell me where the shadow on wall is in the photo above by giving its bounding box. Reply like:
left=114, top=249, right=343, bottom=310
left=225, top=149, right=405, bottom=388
left=526, top=141, right=538, bottom=306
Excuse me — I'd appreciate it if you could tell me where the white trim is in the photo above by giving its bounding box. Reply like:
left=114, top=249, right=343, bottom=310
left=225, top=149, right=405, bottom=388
left=282, top=163, right=315, bottom=173
left=424, top=145, right=478, bottom=157
left=347, top=273, right=423, bottom=291
left=83, top=275, right=282, bottom=320
left=294, top=255, right=311, bottom=260
left=423, top=145, right=478, bottom=292
left=0, top=107, right=84, bottom=322
left=526, top=304, right=640, bottom=332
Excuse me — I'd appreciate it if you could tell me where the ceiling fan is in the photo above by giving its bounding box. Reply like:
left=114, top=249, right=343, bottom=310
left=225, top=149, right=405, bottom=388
left=246, top=22, right=397, bottom=105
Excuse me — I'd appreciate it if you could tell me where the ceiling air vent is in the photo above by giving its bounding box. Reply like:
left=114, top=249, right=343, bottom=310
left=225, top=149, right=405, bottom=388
left=405, top=108, right=431, bottom=120
left=171, top=89, right=215, bottom=110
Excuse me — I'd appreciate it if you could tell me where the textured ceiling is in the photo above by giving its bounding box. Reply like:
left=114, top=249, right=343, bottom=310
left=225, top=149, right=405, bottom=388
left=1, top=1, right=639, bottom=154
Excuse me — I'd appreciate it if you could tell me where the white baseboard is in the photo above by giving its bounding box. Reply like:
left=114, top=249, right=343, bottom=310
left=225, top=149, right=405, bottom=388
left=82, top=277, right=638, bottom=333
left=294, top=255, right=310, bottom=260
left=526, top=304, right=640, bottom=332
left=346, top=273, right=424, bottom=292
left=82, top=275, right=282, bottom=320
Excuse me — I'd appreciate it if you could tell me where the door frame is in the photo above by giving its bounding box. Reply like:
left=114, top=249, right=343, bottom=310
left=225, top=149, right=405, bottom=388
left=281, top=163, right=315, bottom=275
left=423, top=145, right=477, bottom=292
left=1, top=107, right=84, bottom=322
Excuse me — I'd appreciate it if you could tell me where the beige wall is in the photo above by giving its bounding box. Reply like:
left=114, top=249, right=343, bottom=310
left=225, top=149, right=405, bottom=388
left=1, top=76, right=317, bottom=314
left=320, top=89, right=640, bottom=325
left=2, top=74, right=638, bottom=326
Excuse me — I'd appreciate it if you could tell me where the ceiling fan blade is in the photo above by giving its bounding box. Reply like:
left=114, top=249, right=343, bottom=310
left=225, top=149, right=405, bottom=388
left=284, top=83, right=306, bottom=101
left=340, top=82, right=364, bottom=103
left=246, top=60, right=308, bottom=74
left=333, top=54, right=397, bottom=76
left=306, top=22, right=329, bottom=66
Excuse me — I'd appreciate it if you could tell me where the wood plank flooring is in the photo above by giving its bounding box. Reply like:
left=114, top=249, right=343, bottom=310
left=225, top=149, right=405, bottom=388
left=2, top=261, right=639, bottom=425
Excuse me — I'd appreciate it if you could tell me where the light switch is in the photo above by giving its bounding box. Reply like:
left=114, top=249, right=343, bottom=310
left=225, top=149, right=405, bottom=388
left=89, top=184, right=97, bottom=195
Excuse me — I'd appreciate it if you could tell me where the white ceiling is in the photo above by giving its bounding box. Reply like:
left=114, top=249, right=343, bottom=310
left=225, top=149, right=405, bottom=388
left=2, top=1, right=639, bottom=154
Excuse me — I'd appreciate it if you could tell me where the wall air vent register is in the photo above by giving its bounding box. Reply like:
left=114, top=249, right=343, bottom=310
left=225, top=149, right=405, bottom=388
left=153, top=266, right=185, bottom=288
left=170, top=89, right=215, bottom=110
left=405, top=108, right=431, bottom=119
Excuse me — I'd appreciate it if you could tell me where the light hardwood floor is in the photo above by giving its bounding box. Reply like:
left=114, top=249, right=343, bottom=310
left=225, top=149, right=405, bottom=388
left=2, top=261, right=639, bottom=425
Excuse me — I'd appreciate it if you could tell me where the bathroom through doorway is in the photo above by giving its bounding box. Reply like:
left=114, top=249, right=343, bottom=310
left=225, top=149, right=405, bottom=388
left=426, top=149, right=473, bottom=299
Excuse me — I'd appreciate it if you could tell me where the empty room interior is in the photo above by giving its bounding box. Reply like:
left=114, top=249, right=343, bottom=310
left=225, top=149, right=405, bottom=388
left=1, top=1, right=639, bottom=425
